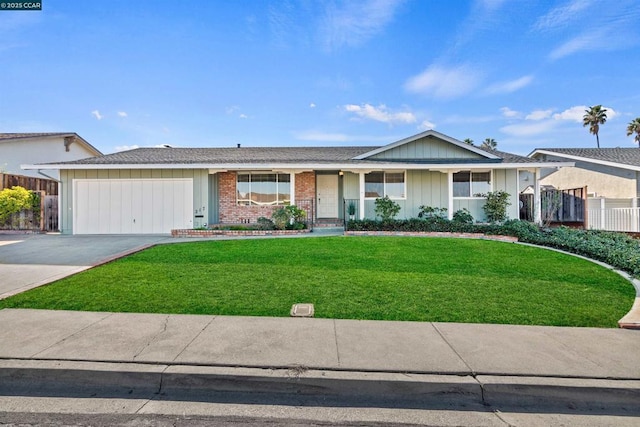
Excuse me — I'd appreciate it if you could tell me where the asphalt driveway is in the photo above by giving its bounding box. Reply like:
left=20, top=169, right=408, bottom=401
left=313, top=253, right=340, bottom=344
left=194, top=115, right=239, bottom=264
left=0, top=234, right=173, bottom=299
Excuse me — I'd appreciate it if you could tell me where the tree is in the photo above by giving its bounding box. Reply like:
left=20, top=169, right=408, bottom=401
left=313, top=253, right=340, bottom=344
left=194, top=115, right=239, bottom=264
left=463, top=138, right=474, bottom=145
left=627, top=117, right=640, bottom=147
left=583, top=105, right=607, bottom=148
left=480, top=138, right=497, bottom=150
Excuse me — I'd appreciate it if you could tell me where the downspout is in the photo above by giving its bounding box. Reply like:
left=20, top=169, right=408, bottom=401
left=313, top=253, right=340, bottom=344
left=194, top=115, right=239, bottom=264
left=38, top=170, right=62, bottom=233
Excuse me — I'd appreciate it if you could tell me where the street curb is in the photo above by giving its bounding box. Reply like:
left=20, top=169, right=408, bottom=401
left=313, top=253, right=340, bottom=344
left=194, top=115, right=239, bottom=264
left=1, top=359, right=638, bottom=410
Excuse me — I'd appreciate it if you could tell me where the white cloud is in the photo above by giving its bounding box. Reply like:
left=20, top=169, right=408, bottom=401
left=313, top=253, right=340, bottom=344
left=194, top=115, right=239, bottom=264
left=225, top=105, right=240, bottom=114
left=500, top=104, right=619, bottom=138
left=552, top=105, right=587, bottom=122
left=310, top=103, right=316, bottom=108
left=91, top=110, right=103, bottom=120
left=404, top=64, right=481, bottom=99
left=239, top=114, right=248, bottom=119
left=117, top=111, right=128, bottom=117
left=500, top=107, right=521, bottom=118
left=549, top=31, right=606, bottom=60
left=320, top=0, right=405, bottom=51
left=526, top=109, right=553, bottom=121
left=115, top=145, right=139, bottom=152
left=344, top=103, right=416, bottom=125
left=485, top=75, right=533, bottom=95
left=554, top=104, right=618, bottom=122
left=533, top=0, right=593, bottom=32
left=418, top=119, right=436, bottom=130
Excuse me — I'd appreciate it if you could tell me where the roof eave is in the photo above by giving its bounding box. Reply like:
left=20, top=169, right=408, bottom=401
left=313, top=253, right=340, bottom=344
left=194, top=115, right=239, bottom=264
left=22, top=161, right=573, bottom=171
left=530, top=149, right=640, bottom=172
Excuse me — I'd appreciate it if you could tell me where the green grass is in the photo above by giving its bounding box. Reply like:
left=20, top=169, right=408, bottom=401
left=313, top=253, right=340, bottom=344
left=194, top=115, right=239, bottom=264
left=0, top=237, right=635, bottom=327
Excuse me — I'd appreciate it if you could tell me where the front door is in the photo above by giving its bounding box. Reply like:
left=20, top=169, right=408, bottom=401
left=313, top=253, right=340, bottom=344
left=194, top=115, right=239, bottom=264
left=317, top=174, right=339, bottom=218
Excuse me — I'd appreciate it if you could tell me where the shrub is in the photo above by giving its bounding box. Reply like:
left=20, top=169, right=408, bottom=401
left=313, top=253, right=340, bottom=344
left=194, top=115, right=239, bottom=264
left=0, top=186, right=37, bottom=224
left=418, top=205, right=448, bottom=219
left=374, top=196, right=401, bottom=222
left=347, top=202, right=356, bottom=216
left=483, top=191, right=511, bottom=223
left=256, top=217, right=275, bottom=230
left=272, top=205, right=307, bottom=230
left=452, top=208, right=474, bottom=225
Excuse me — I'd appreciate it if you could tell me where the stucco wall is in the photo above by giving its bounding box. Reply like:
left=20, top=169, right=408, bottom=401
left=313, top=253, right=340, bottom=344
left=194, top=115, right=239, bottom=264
left=540, top=162, right=636, bottom=198
left=3, top=136, right=99, bottom=179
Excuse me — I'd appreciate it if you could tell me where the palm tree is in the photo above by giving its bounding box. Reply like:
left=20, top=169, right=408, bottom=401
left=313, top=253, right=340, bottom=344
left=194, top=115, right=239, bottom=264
left=583, top=105, right=607, bottom=148
left=480, top=138, right=497, bottom=150
left=627, top=117, right=640, bottom=147
left=463, top=138, right=474, bottom=145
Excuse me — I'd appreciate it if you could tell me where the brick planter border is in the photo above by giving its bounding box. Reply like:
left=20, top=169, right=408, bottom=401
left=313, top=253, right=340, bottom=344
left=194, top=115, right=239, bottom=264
left=171, top=229, right=312, bottom=238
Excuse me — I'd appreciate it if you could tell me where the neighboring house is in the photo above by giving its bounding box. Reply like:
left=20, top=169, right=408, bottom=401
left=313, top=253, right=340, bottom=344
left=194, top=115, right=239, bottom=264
left=23, top=130, right=570, bottom=235
left=529, top=148, right=640, bottom=198
left=1, top=133, right=102, bottom=180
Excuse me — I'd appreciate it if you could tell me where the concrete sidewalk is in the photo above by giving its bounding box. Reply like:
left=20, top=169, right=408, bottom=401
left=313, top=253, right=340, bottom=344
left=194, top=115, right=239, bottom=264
left=1, top=308, right=638, bottom=413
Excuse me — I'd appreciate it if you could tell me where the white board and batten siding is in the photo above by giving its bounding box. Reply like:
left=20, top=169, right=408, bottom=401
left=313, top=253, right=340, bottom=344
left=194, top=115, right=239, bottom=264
left=61, top=169, right=209, bottom=235
left=73, top=179, right=193, bottom=234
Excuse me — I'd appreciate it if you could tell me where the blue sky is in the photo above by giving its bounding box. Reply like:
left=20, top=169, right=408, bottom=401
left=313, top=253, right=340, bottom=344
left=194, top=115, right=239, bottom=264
left=1, top=0, right=639, bottom=155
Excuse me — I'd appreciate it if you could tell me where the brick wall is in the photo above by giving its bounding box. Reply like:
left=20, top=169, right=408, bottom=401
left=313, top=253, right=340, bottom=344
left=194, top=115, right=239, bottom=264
left=218, top=171, right=317, bottom=224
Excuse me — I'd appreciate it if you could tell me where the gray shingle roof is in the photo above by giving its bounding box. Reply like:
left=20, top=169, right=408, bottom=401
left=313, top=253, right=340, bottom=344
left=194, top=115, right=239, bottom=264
left=44, top=145, right=544, bottom=166
left=481, top=148, right=540, bottom=164
left=535, top=148, right=640, bottom=167
left=53, top=146, right=380, bottom=165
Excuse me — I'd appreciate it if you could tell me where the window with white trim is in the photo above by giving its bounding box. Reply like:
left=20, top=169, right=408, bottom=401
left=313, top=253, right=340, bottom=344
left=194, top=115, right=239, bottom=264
left=237, top=173, right=290, bottom=205
left=453, top=171, right=491, bottom=197
left=365, top=171, right=405, bottom=199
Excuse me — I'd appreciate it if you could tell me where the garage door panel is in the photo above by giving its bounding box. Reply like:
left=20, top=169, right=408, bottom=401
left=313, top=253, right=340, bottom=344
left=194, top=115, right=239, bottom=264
left=131, top=181, right=143, bottom=234
left=74, top=179, right=193, bottom=234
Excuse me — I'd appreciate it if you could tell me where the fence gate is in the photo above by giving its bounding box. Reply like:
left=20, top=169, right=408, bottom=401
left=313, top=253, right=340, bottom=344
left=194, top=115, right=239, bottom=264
left=43, top=195, right=59, bottom=232
left=541, top=187, right=587, bottom=227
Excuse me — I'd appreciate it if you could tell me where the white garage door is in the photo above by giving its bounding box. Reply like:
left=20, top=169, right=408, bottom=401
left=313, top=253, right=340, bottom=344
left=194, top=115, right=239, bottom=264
left=73, top=179, right=193, bottom=234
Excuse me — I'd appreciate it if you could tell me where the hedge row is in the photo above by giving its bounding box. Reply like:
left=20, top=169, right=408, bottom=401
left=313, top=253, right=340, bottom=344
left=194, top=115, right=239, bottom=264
left=347, top=219, right=640, bottom=278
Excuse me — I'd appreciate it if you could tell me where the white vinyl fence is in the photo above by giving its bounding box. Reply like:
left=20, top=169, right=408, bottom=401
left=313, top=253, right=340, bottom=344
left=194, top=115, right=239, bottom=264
left=587, top=198, right=640, bottom=232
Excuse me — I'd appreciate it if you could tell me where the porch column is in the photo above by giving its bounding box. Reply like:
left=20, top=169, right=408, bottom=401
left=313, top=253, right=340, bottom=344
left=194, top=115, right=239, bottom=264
left=289, top=172, right=296, bottom=206
left=534, top=169, right=542, bottom=224
left=359, top=172, right=366, bottom=220
left=447, top=171, right=453, bottom=220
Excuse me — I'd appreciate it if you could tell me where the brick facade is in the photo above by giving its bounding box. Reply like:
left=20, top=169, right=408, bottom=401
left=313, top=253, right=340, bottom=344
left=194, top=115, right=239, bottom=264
left=218, top=171, right=317, bottom=224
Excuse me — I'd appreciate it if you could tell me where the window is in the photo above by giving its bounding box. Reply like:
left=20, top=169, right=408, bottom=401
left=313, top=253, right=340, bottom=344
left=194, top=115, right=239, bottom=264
left=237, top=173, right=290, bottom=205
left=365, top=171, right=405, bottom=199
left=453, top=171, right=491, bottom=197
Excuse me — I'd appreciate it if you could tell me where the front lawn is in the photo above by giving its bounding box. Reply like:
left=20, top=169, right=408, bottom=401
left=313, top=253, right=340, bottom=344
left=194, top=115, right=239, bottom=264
left=0, top=237, right=634, bottom=327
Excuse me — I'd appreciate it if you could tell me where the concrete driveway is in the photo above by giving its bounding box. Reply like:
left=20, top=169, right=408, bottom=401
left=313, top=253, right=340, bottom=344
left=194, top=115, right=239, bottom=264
left=0, top=234, right=173, bottom=299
